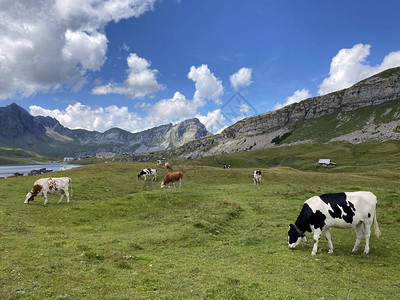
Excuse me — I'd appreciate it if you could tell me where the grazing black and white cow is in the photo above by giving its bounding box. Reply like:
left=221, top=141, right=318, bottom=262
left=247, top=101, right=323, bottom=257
left=137, top=168, right=157, bottom=181
left=253, top=170, right=262, bottom=185
left=25, top=177, right=72, bottom=205
left=288, top=191, right=380, bottom=256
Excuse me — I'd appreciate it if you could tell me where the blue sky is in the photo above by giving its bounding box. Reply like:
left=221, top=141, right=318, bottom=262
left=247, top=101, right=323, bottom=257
left=1, top=0, right=400, bottom=133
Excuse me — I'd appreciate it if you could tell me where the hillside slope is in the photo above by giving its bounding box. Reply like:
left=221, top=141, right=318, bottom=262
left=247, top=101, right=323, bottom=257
left=163, top=67, right=400, bottom=160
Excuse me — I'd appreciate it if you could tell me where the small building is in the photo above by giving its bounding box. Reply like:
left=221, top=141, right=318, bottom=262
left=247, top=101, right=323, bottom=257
left=64, top=157, right=74, bottom=163
left=317, top=159, right=337, bottom=166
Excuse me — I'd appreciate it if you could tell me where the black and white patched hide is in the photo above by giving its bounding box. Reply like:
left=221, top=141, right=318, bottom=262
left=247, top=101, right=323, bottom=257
left=137, top=168, right=157, bottom=181
left=288, top=191, right=380, bottom=256
left=253, top=170, right=262, bottom=185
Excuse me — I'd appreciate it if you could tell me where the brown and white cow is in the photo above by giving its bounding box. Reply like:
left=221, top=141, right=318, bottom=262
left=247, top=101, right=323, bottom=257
left=165, top=162, right=173, bottom=172
left=161, top=171, right=183, bottom=188
left=25, top=177, right=72, bottom=205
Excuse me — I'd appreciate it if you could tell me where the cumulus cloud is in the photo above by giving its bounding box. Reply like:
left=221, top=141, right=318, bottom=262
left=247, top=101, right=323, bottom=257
left=146, top=92, right=198, bottom=125
left=30, top=94, right=227, bottom=134
left=230, top=67, right=253, bottom=91
left=274, top=88, right=312, bottom=110
left=188, top=64, right=224, bottom=105
left=318, top=43, right=400, bottom=95
left=0, top=0, right=156, bottom=99
left=30, top=103, right=143, bottom=132
left=196, top=109, right=226, bottom=133
left=92, top=53, right=164, bottom=98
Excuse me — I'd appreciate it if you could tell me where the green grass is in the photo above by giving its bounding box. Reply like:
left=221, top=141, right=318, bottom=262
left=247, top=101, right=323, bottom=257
left=0, top=147, right=53, bottom=165
left=1, top=151, right=400, bottom=299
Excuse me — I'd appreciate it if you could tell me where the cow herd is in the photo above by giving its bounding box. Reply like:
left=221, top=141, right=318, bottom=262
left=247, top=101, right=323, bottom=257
left=23, top=161, right=381, bottom=256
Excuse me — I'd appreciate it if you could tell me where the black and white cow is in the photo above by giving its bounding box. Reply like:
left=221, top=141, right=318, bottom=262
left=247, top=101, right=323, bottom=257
left=137, top=168, right=157, bottom=181
left=288, top=191, right=380, bottom=256
left=253, top=170, right=262, bottom=185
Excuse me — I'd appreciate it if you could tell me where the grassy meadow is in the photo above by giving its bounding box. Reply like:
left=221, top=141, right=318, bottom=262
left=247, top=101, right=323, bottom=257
left=1, top=143, right=400, bottom=299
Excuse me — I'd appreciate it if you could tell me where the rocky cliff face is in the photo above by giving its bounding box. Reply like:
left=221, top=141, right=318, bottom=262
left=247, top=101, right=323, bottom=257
left=0, top=104, right=51, bottom=152
left=163, top=67, right=400, bottom=160
left=223, top=67, right=400, bottom=139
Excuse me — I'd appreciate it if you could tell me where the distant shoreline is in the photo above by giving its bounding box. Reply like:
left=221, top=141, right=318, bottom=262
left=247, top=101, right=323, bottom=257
left=0, top=164, right=81, bottom=178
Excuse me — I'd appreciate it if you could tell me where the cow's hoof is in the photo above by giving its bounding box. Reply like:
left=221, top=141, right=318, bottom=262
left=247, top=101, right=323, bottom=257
left=328, top=249, right=334, bottom=254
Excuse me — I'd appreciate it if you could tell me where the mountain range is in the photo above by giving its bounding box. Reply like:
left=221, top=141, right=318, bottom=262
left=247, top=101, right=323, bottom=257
left=1, top=66, right=400, bottom=160
left=0, top=104, right=211, bottom=158
left=139, top=66, right=400, bottom=161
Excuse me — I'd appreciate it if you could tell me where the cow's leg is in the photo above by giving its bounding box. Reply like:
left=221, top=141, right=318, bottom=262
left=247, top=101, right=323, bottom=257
left=66, top=190, right=70, bottom=204
left=179, top=178, right=182, bottom=188
left=324, top=229, right=334, bottom=254
left=311, top=229, right=322, bottom=256
left=144, top=175, right=147, bottom=181
left=58, top=192, right=65, bottom=204
left=363, top=223, right=372, bottom=254
left=44, top=192, right=49, bottom=205
left=352, top=222, right=364, bottom=253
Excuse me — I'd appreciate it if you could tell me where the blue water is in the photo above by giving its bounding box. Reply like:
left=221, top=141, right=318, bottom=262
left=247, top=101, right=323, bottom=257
left=0, top=164, right=81, bottom=178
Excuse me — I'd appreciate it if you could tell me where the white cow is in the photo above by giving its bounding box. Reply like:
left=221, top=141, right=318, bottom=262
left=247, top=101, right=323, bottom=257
left=288, top=191, right=380, bottom=255
left=25, top=177, right=72, bottom=205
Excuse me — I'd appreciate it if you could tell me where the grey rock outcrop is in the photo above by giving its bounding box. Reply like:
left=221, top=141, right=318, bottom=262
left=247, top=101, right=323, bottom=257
left=166, top=67, right=400, bottom=159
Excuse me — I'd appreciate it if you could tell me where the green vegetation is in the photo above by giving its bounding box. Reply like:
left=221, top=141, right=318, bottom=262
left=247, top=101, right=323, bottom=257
left=279, top=97, right=400, bottom=145
left=0, top=147, right=53, bottom=165
left=271, top=132, right=292, bottom=145
left=1, top=142, right=400, bottom=299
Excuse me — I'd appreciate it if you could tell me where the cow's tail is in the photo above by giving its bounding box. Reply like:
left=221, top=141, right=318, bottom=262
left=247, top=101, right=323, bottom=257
left=374, top=212, right=381, bottom=238
left=69, top=177, right=73, bottom=197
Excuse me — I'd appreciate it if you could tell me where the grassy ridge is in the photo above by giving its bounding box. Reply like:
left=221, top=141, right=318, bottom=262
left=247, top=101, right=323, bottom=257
left=1, top=154, right=400, bottom=298
left=0, top=147, right=49, bottom=165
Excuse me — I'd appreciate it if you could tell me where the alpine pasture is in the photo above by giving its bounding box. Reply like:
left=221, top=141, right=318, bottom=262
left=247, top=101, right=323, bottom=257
left=1, top=143, right=400, bottom=299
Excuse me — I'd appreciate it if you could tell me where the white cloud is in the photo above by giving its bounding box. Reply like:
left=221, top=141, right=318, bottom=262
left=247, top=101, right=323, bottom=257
left=147, top=92, right=198, bottom=125
left=30, top=103, right=143, bottom=133
left=196, top=109, right=226, bottom=133
left=92, top=53, right=164, bottom=98
left=274, top=88, right=311, bottom=110
left=188, top=64, right=224, bottom=105
left=0, top=0, right=156, bottom=99
left=30, top=92, right=228, bottom=134
left=239, top=103, right=251, bottom=114
left=318, top=44, right=400, bottom=95
left=230, top=67, right=253, bottom=91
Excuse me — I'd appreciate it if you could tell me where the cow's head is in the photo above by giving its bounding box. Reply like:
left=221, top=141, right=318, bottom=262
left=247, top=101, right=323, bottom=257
left=288, top=224, right=307, bottom=249
left=24, top=184, right=42, bottom=204
left=161, top=181, right=166, bottom=188
left=24, top=191, right=34, bottom=204
left=137, top=171, right=145, bottom=178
